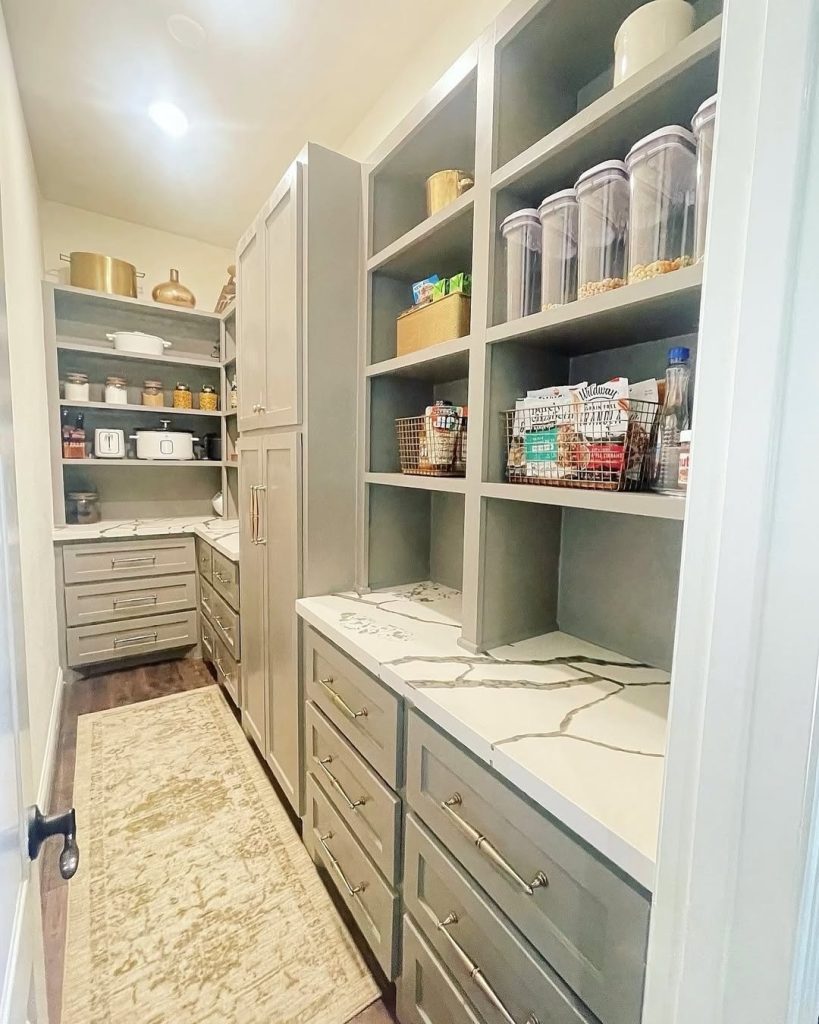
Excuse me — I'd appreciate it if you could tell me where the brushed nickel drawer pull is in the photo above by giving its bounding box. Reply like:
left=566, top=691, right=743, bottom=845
left=113, top=631, right=158, bottom=648
left=318, top=677, right=368, bottom=720
left=435, top=912, right=540, bottom=1024
left=441, top=794, right=549, bottom=896
left=214, top=615, right=232, bottom=633
left=201, top=632, right=214, bottom=655
left=214, top=571, right=231, bottom=585
left=111, top=555, right=156, bottom=568
left=317, top=832, right=366, bottom=898
left=113, top=594, right=158, bottom=608
left=318, top=756, right=366, bottom=811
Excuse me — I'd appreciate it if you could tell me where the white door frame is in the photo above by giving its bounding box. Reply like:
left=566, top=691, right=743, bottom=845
left=644, top=0, right=819, bottom=1021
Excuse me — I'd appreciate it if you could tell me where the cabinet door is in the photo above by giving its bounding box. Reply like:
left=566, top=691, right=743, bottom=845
left=262, top=430, right=303, bottom=812
left=236, top=221, right=266, bottom=431
left=258, top=163, right=303, bottom=430
left=237, top=436, right=266, bottom=753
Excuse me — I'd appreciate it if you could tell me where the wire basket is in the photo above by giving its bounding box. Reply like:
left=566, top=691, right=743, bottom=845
left=396, top=411, right=467, bottom=477
left=503, top=399, right=659, bottom=491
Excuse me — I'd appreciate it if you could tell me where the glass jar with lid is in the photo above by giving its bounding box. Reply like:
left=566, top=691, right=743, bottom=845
left=142, top=379, right=165, bottom=407
left=64, top=371, right=89, bottom=402
left=625, top=125, right=696, bottom=283
left=104, top=375, right=128, bottom=404
left=199, top=384, right=218, bottom=411
left=173, top=382, right=192, bottom=409
left=537, top=188, right=579, bottom=310
left=692, top=95, right=717, bottom=262
left=66, top=490, right=100, bottom=525
left=575, top=160, right=630, bottom=298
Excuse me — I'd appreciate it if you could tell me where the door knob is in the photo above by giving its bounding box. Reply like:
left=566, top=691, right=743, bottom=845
left=27, top=805, right=80, bottom=880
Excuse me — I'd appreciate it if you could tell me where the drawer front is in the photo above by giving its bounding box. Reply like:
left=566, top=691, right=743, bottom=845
left=305, top=701, right=401, bottom=883
left=304, top=773, right=398, bottom=979
left=195, top=537, right=213, bottom=583
left=67, top=611, right=197, bottom=667
left=200, top=578, right=241, bottom=660
left=404, top=813, right=594, bottom=1024
left=65, top=573, right=196, bottom=627
left=397, top=915, right=483, bottom=1024
left=213, top=633, right=241, bottom=707
left=211, top=550, right=240, bottom=611
left=406, top=711, right=649, bottom=1024
left=63, top=537, right=195, bottom=584
left=304, top=626, right=401, bottom=788
left=200, top=612, right=217, bottom=664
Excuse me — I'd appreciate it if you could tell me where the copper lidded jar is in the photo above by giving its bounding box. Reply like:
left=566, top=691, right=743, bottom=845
left=142, top=379, right=165, bottom=407
left=199, top=384, right=218, bottom=411
left=173, top=382, right=192, bottom=409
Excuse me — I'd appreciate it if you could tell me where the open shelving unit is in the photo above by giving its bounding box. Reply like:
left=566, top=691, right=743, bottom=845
left=45, top=282, right=240, bottom=523
left=358, top=0, right=723, bottom=673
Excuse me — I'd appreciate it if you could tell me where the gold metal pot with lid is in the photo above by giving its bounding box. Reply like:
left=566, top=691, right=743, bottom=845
left=60, top=252, right=143, bottom=297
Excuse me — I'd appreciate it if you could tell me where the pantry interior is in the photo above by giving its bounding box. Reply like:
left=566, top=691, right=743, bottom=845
left=2, top=0, right=816, bottom=1021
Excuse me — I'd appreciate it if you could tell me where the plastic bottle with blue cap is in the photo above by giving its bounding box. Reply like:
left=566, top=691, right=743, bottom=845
left=650, top=346, right=691, bottom=494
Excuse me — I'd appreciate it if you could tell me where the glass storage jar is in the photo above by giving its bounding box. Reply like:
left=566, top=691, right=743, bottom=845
left=692, top=94, right=717, bottom=262
left=64, top=371, right=89, bottom=402
left=199, top=384, right=218, bottom=411
left=625, top=125, right=696, bottom=283
left=173, top=382, right=192, bottom=409
left=537, top=188, right=579, bottom=310
left=575, top=160, right=630, bottom=298
left=142, top=379, right=165, bottom=407
left=66, top=490, right=100, bottom=525
left=500, top=209, right=542, bottom=321
left=104, top=375, right=128, bottom=404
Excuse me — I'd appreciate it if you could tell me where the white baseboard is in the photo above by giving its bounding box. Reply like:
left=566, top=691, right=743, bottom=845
left=36, top=666, right=64, bottom=810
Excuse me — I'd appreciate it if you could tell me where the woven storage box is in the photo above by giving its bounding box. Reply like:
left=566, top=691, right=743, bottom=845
left=396, top=292, right=471, bottom=357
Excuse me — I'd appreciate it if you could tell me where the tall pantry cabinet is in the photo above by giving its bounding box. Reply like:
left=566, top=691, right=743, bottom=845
left=236, top=143, right=361, bottom=814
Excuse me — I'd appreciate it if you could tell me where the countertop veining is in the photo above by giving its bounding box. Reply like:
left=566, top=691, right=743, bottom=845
left=52, top=516, right=240, bottom=563
left=297, top=582, right=668, bottom=891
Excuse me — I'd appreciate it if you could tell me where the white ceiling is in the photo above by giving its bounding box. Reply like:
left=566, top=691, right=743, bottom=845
left=3, top=0, right=459, bottom=248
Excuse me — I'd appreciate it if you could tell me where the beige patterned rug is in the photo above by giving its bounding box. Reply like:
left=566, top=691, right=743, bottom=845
left=62, top=686, right=379, bottom=1024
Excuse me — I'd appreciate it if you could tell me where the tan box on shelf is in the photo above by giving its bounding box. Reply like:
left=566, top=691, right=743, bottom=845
left=396, top=292, right=471, bottom=357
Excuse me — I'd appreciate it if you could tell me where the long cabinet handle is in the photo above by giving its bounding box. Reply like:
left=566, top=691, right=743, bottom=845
left=113, top=594, right=158, bottom=608
left=318, top=832, right=366, bottom=897
left=111, top=555, right=156, bottom=568
left=318, top=677, right=368, bottom=721
left=113, top=631, right=158, bottom=648
left=255, top=484, right=266, bottom=545
left=441, top=794, right=548, bottom=896
left=318, top=756, right=366, bottom=811
left=249, top=484, right=259, bottom=545
left=214, top=614, right=232, bottom=634
left=435, top=913, right=540, bottom=1024
left=214, top=571, right=231, bottom=585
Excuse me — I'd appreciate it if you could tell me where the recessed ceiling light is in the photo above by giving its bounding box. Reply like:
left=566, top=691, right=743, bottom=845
left=167, top=14, right=207, bottom=50
left=148, top=101, right=189, bottom=138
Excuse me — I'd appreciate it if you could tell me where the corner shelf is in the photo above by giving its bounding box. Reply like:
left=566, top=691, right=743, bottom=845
left=366, top=337, right=471, bottom=382
left=62, top=459, right=226, bottom=469
left=480, top=482, right=685, bottom=521
left=52, top=282, right=223, bottom=325
left=56, top=341, right=221, bottom=369
left=59, top=399, right=224, bottom=418
left=367, top=191, right=475, bottom=278
left=366, top=472, right=467, bottom=494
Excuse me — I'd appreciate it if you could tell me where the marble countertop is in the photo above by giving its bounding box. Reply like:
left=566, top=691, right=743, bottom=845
left=52, top=516, right=240, bottom=563
left=296, top=582, right=668, bottom=891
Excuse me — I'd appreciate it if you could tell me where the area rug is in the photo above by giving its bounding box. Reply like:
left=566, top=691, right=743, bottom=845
left=62, top=686, right=379, bottom=1024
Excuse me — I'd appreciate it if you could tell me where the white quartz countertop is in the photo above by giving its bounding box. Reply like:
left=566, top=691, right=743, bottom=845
left=297, top=582, right=668, bottom=891
left=52, top=516, right=240, bottom=563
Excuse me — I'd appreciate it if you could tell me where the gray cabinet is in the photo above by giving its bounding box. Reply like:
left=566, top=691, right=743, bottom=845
left=238, top=435, right=267, bottom=753
left=236, top=222, right=265, bottom=430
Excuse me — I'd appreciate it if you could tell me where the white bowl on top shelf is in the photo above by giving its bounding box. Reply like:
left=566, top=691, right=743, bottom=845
left=614, top=1, right=695, bottom=86
left=106, top=330, right=172, bottom=356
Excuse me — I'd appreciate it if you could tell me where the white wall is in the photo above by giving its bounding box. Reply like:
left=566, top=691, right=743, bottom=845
left=41, top=201, right=234, bottom=313
left=0, top=2, right=60, bottom=795
left=341, top=0, right=509, bottom=162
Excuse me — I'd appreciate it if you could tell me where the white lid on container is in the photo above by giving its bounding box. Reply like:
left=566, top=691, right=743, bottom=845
left=625, top=125, right=696, bottom=167
left=500, top=208, right=541, bottom=235
left=537, top=188, right=578, bottom=218
left=575, top=160, right=628, bottom=193
left=692, top=93, right=718, bottom=135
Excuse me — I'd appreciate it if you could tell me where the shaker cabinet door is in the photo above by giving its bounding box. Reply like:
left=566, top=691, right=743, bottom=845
left=263, top=430, right=303, bottom=813
left=237, top=436, right=266, bottom=753
left=236, top=222, right=266, bottom=431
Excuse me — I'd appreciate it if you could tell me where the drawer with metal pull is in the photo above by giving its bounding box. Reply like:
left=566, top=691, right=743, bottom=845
left=404, top=812, right=595, bottom=1024
left=63, top=538, right=195, bottom=584
left=67, top=611, right=197, bottom=667
left=200, top=612, right=217, bottom=664
left=65, top=573, right=196, bottom=627
left=397, top=914, right=483, bottom=1024
left=211, top=550, right=240, bottom=611
left=305, top=700, right=401, bottom=883
left=304, top=626, right=401, bottom=788
left=200, top=578, right=241, bottom=659
left=304, top=773, right=399, bottom=978
left=212, top=632, right=241, bottom=707
left=406, top=711, right=649, bottom=1024
left=195, top=536, right=213, bottom=584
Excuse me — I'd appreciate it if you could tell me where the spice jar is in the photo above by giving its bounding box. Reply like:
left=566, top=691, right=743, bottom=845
left=142, top=379, right=165, bottom=407
left=64, top=371, right=89, bottom=402
left=173, top=382, right=192, bottom=409
left=104, top=375, right=128, bottom=404
left=229, top=375, right=238, bottom=410
left=575, top=160, right=630, bottom=299
left=199, top=384, right=218, bottom=412
left=66, top=490, right=100, bottom=525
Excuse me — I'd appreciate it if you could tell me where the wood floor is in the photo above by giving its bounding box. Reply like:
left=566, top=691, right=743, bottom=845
left=42, top=657, right=396, bottom=1024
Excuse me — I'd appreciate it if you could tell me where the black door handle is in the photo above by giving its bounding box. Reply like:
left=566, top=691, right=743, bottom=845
left=27, top=805, right=80, bottom=880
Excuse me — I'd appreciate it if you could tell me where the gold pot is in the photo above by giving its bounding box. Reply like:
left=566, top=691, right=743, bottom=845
left=60, top=251, right=142, bottom=297
left=425, top=170, right=475, bottom=217
left=152, top=268, right=196, bottom=308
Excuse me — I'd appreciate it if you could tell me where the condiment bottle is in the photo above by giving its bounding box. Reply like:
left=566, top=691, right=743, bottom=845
left=199, top=384, right=218, bottom=411
left=142, top=379, right=164, bottom=407
left=173, top=382, right=192, bottom=409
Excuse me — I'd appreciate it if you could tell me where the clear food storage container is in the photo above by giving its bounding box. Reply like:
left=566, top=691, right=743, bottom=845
left=537, top=189, right=579, bottom=310
left=575, top=161, right=629, bottom=299
left=692, top=94, right=717, bottom=262
left=625, top=125, right=696, bottom=282
left=500, top=209, right=542, bottom=321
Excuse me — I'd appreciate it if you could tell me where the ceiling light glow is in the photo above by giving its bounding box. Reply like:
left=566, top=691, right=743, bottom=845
left=148, top=101, right=189, bottom=138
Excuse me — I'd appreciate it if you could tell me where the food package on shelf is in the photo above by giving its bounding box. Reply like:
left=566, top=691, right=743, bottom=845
left=418, top=402, right=464, bottom=471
